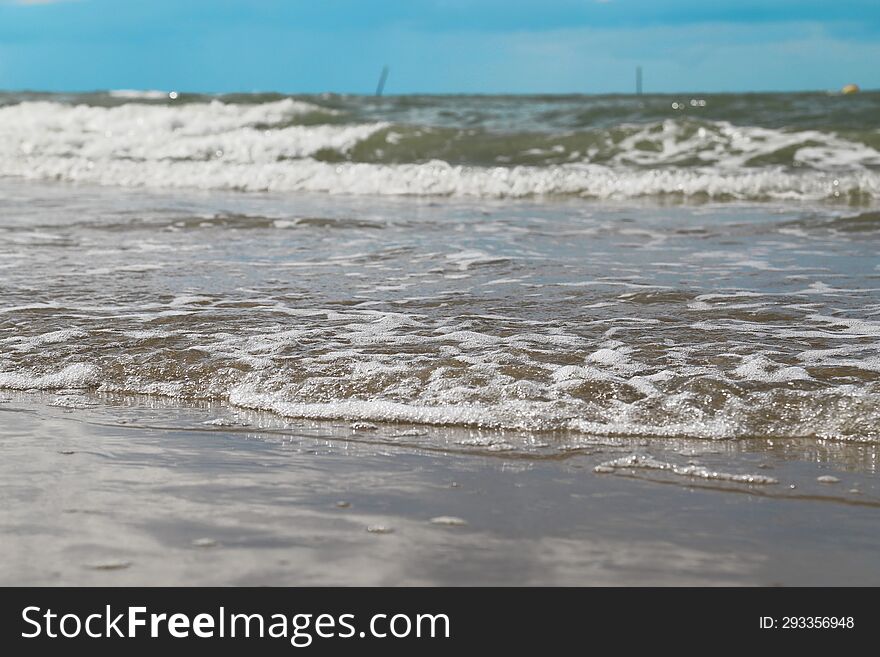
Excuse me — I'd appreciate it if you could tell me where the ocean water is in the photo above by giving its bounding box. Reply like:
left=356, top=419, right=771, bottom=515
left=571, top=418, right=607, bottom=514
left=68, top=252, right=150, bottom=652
left=1, top=91, right=879, bottom=448
left=2, top=90, right=880, bottom=200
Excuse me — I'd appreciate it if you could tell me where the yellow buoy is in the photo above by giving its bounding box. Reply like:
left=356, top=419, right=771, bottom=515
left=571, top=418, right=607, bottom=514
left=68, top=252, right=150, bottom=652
left=841, top=83, right=860, bottom=95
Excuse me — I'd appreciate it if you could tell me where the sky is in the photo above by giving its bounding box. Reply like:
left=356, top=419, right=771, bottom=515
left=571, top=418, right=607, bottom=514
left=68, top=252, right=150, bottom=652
left=0, top=0, right=878, bottom=94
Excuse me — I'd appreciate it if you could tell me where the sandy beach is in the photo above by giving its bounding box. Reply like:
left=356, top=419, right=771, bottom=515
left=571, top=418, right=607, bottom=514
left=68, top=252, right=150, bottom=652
left=2, top=391, right=877, bottom=586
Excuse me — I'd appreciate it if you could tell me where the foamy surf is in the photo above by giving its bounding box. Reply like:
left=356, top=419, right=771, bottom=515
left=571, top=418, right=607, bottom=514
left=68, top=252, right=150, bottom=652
left=1, top=92, right=879, bottom=201
left=1, top=91, right=879, bottom=450
left=1, top=176, right=878, bottom=445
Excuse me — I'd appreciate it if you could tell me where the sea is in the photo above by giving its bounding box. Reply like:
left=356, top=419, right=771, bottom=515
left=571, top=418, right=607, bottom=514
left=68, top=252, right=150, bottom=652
left=2, top=90, right=878, bottom=445
left=2, top=90, right=880, bottom=586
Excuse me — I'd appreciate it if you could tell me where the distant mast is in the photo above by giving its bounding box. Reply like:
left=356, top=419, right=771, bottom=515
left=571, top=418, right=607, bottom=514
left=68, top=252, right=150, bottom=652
left=375, top=66, right=390, bottom=97
left=636, top=66, right=643, bottom=95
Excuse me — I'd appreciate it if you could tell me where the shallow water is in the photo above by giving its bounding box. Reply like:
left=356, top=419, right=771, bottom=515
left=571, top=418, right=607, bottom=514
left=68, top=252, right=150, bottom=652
left=1, top=180, right=878, bottom=442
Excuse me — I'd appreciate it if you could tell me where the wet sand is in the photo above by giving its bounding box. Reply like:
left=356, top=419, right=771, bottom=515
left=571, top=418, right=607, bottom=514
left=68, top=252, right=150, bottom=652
left=1, top=392, right=878, bottom=586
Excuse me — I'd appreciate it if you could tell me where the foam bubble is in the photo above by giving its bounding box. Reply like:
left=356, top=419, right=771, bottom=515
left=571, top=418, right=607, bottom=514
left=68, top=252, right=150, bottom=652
left=0, top=363, right=100, bottom=390
left=595, top=454, right=779, bottom=484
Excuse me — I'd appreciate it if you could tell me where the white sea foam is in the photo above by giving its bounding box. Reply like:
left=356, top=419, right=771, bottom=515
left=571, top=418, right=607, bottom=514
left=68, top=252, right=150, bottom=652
left=212, top=378, right=880, bottom=442
left=733, top=355, right=811, bottom=383
left=1, top=100, right=879, bottom=200
left=0, top=363, right=100, bottom=390
left=1, top=296, right=842, bottom=442
left=3, top=156, right=877, bottom=200
left=594, top=454, right=779, bottom=485
left=1, top=328, right=88, bottom=351
left=613, top=119, right=880, bottom=171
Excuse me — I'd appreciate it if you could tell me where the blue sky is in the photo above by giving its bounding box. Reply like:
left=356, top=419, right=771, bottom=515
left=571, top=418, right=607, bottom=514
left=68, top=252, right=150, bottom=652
left=1, top=0, right=878, bottom=94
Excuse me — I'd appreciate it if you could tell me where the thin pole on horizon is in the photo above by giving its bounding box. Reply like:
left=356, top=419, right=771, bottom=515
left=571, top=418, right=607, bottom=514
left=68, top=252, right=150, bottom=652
left=375, top=66, right=390, bottom=97
left=636, top=66, right=643, bottom=95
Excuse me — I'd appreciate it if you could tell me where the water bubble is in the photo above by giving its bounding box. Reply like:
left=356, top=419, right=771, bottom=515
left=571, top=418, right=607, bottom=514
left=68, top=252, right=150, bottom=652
left=429, top=516, right=468, bottom=527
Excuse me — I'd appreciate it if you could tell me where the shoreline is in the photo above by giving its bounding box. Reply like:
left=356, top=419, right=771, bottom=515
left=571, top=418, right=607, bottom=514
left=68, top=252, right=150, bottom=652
left=2, top=391, right=877, bottom=586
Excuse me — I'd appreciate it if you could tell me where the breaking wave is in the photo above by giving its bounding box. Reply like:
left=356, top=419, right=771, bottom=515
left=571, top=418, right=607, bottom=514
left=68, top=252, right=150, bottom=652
left=1, top=95, right=879, bottom=201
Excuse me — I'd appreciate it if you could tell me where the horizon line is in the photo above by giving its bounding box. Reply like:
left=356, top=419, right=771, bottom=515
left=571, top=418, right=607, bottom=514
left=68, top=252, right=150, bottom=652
left=1, top=86, right=876, bottom=97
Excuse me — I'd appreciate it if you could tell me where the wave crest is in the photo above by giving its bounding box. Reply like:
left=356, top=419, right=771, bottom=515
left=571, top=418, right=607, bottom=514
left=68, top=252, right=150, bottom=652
left=2, top=99, right=879, bottom=201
